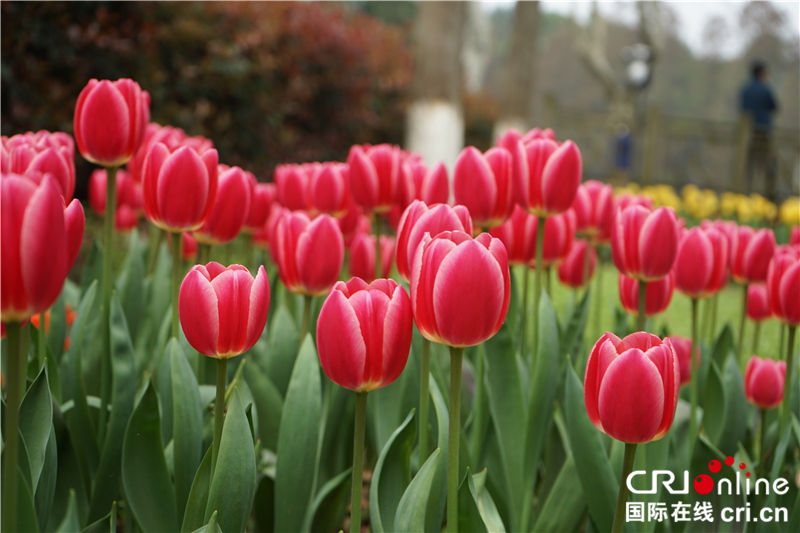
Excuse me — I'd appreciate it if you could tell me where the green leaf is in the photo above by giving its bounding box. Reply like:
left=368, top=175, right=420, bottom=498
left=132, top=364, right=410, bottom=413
left=471, top=470, right=506, bottom=533
left=564, top=365, right=617, bottom=533
left=483, top=324, right=526, bottom=532
left=304, top=467, right=352, bottom=533
left=458, top=468, right=488, bottom=533
left=34, top=424, right=58, bottom=528
left=55, top=490, right=81, bottom=533
left=394, top=448, right=441, bottom=533
left=89, top=295, right=137, bottom=523
left=48, top=291, right=67, bottom=364
left=711, top=324, right=734, bottom=366
left=717, top=355, right=748, bottom=453
left=253, top=475, right=275, bottom=533
left=19, top=365, right=53, bottom=492
left=263, top=306, right=300, bottom=397
left=532, top=454, right=586, bottom=533
left=181, top=447, right=212, bottom=533
left=82, top=502, right=115, bottom=533
left=369, top=409, right=416, bottom=533
left=115, top=229, right=145, bottom=340
left=244, top=358, right=283, bottom=452
left=30, top=323, right=62, bottom=400
left=79, top=241, right=103, bottom=299
left=560, top=290, right=590, bottom=360
left=205, top=391, right=257, bottom=533
left=122, top=382, right=178, bottom=533
left=703, top=359, right=727, bottom=447
left=15, top=447, right=41, bottom=533
left=171, top=340, right=204, bottom=519
left=274, top=334, right=321, bottom=533
left=425, top=377, right=449, bottom=533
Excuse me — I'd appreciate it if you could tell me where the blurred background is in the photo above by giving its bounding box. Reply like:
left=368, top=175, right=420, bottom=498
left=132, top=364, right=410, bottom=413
left=2, top=1, right=798, bottom=205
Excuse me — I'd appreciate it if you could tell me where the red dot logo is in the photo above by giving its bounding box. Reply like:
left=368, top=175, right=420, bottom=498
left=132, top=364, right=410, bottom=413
left=694, top=474, right=714, bottom=495
left=739, top=462, right=746, bottom=470
left=725, top=456, right=735, bottom=466
left=746, top=472, right=751, bottom=477
left=708, top=460, right=721, bottom=473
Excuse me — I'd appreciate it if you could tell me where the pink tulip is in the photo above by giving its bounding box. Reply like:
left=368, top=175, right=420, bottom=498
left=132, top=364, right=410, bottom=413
left=558, top=239, right=596, bottom=289
left=74, top=78, right=150, bottom=167
left=411, top=160, right=449, bottom=205
left=453, top=146, right=514, bottom=228
left=192, top=166, right=252, bottom=245
left=142, top=142, right=219, bottom=233
left=584, top=332, right=679, bottom=443
left=489, top=205, right=537, bottom=266
left=571, top=180, right=614, bottom=244
left=88, top=168, right=144, bottom=227
left=619, top=271, right=675, bottom=318
left=275, top=163, right=312, bottom=212
left=317, top=278, right=412, bottom=392
left=272, top=212, right=344, bottom=296
left=611, top=205, right=680, bottom=282
left=310, top=162, right=350, bottom=217
left=127, top=123, right=213, bottom=183
left=790, top=226, right=800, bottom=247
left=252, top=203, right=286, bottom=251
left=515, top=138, right=582, bottom=218
left=338, top=204, right=371, bottom=247
left=349, top=234, right=395, bottom=283
left=767, top=246, right=800, bottom=326
left=410, top=231, right=510, bottom=347
left=534, top=209, right=576, bottom=268
left=179, top=262, right=270, bottom=358
left=745, top=356, right=786, bottom=409
left=1, top=174, right=84, bottom=322
left=347, top=144, right=400, bottom=214
left=395, top=201, right=473, bottom=282
left=242, top=174, right=275, bottom=234
left=1, top=131, right=76, bottom=200
left=667, top=336, right=700, bottom=386
left=674, top=227, right=729, bottom=299
left=731, top=226, right=776, bottom=284
left=746, top=283, right=771, bottom=322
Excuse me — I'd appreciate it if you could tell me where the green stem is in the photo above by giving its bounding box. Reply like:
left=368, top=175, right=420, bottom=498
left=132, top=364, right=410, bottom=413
left=172, top=232, right=183, bottom=339
left=470, top=345, right=485, bottom=461
left=779, top=325, right=786, bottom=364
left=583, top=242, right=592, bottom=290
left=737, top=284, right=749, bottom=366
left=210, top=357, right=228, bottom=485
left=37, top=312, right=46, bottom=370
left=780, top=326, right=796, bottom=434
left=2, top=322, right=22, bottom=533
left=637, top=280, right=647, bottom=333
left=447, top=346, right=464, bottom=533
left=419, top=338, right=431, bottom=460
left=611, top=442, right=638, bottom=533
left=531, top=216, right=545, bottom=373
left=759, top=408, right=767, bottom=470
left=519, top=267, right=530, bottom=358
left=701, top=296, right=712, bottom=344
left=147, top=224, right=164, bottom=274
left=98, top=165, right=118, bottom=444
left=374, top=214, right=382, bottom=281
left=752, top=321, right=762, bottom=356
left=350, top=391, right=368, bottom=533
left=245, top=234, right=255, bottom=272
left=300, top=295, right=312, bottom=342
left=592, top=256, right=605, bottom=342
left=689, top=298, right=699, bottom=454
left=709, top=293, right=719, bottom=344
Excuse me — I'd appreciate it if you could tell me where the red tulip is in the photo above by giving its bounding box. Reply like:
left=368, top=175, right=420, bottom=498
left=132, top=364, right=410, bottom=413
left=338, top=204, right=371, bottom=248
left=558, top=239, right=596, bottom=288
left=114, top=205, right=139, bottom=232
left=515, top=138, right=582, bottom=218
left=192, top=166, right=252, bottom=245
left=182, top=233, right=198, bottom=261
left=252, top=203, right=286, bottom=251
left=272, top=212, right=344, bottom=296
left=619, top=271, right=675, bottom=318
left=347, top=144, right=400, bottom=214
left=489, top=205, right=536, bottom=266
left=700, top=218, right=737, bottom=251
left=674, top=227, right=729, bottom=299
left=584, top=332, right=679, bottom=443
left=127, top=123, right=213, bottom=183
left=611, top=205, right=680, bottom=281
left=1, top=131, right=76, bottom=200
left=88, top=168, right=143, bottom=232
left=745, top=356, right=786, bottom=409
left=571, top=180, right=614, bottom=244
left=242, top=174, right=275, bottom=234
left=410, top=231, right=510, bottom=347
left=411, top=160, right=449, bottom=205
left=533, top=209, right=576, bottom=268
left=667, top=336, right=700, bottom=386
left=310, top=162, right=350, bottom=217
left=746, top=283, right=771, bottom=322
left=74, top=78, right=150, bottom=167
left=731, top=226, right=776, bottom=284
left=790, top=226, right=800, bottom=247
left=1, top=174, right=85, bottom=322
left=142, top=142, right=219, bottom=233
left=179, top=262, right=270, bottom=358
left=275, top=163, right=311, bottom=212
left=349, top=234, right=395, bottom=283
left=396, top=201, right=473, bottom=282
left=767, top=246, right=800, bottom=326
left=453, top=146, right=513, bottom=228
left=317, top=278, right=412, bottom=392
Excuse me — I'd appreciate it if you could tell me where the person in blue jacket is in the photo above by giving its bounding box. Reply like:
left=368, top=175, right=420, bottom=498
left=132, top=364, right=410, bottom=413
left=740, top=60, right=778, bottom=201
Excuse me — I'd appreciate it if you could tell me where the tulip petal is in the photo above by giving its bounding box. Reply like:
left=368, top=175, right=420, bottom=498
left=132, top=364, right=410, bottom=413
left=317, top=289, right=367, bottom=390
left=453, top=146, right=497, bottom=224
left=64, top=199, right=85, bottom=272
left=584, top=335, right=620, bottom=433
left=295, top=215, right=344, bottom=295
left=179, top=267, right=220, bottom=357
left=1, top=176, right=37, bottom=318
left=157, top=147, right=210, bottom=231
left=211, top=269, right=254, bottom=356
left=78, top=80, right=131, bottom=165
left=381, top=285, right=413, bottom=387
left=540, top=140, right=581, bottom=215
left=244, top=266, right=270, bottom=352
left=639, top=207, right=679, bottom=281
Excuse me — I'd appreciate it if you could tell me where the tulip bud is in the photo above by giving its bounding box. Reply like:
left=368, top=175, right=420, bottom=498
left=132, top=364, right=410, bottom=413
left=572, top=180, right=614, bottom=244
left=766, top=246, right=800, bottom=326
left=272, top=212, right=344, bottom=296
left=558, top=239, right=596, bottom=288
left=242, top=174, right=275, bottom=234
left=396, top=201, right=473, bottom=282
left=310, top=162, right=350, bottom=217
left=127, top=123, right=214, bottom=183
left=275, top=163, right=313, bottom=212
left=1, top=131, right=76, bottom=200
left=611, top=205, right=680, bottom=282
left=746, top=283, right=771, bottom=322
left=489, top=205, right=537, bottom=266
left=192, top=166, right=252, bottom=245
left=515, top=138, right=582, bottom=218
left=534, top=209, right=576, bottom=268
left=619, top=271, right=675, bottom=318
left=349, top=234, right=395, bottom=283
left=410, top=231, right=510, bottom=347
left=731, top=226, right=776, bottom=284
left=317, top=278, right=413, bottom=392
left=674, top=227, right=715, bottom=299
left=74, top=78, right=150, bottom=167
left=347, top=144, right=400, bottom=214
left=411, top=160, right=449, bottom=205
left=667, top=336, right=700, bottom=385
left=745, top=355, right=786, bottom=409
left=179, top=262, right=270, bottom=358
left=453, top=146, right=514, bottom=228
left=1, top=174, right=85, bottom=322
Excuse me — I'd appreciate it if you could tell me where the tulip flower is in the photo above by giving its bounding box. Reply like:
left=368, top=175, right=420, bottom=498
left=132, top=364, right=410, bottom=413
left=410, top=160, right=449, bottom=205
left=396, top=201, right=473, bottom=282
left=242, top=175, right=275, bottom=234
left=127, top=123, right=213, bottom=183
left=179, top=262, right=270, bottom=481
left=668, top=336, right=700, bottom=386
left=349, top=234, right=394, bottom=283
left=791, top=226, right=800, bottom=247
left=193, top=166, right=252, bottom=246
left=611, top=205, right=680, bottom=283
left=338, top=205, right=371, bottom=248
left=745, top=356, right=785, bottom=410
left=74, top=78, right=150, bottom=167
left=619, top=271, right=674, bottom=319
left=488, top=205, right=537, bottom=267
left=572, top=180, right=614, bottom=244
left=747, top=283, right=771, bottom=322
left=1, top=130, right=76, bottom=200
left=532, top=209, right=576, bottom=269
left=316, top=277, right=412, bottom=533
left=453, top=146, right=513, bottom=229
left=347, top=144, right=400, bottom=214
left=275, top=163, right=313, bottom=212
left=558, top=239, right=596, bottom=289
left=88, top=168, right=143, bottom=231
left=310, top=162, right=350, bottom=217
left=514, top=138, right=582, bottom=218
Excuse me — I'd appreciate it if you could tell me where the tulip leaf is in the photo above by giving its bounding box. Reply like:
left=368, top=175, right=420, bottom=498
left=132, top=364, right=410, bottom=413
left=89, top=295, right=136, bottom=523
left=19, top=365, right=53, bottom=492
left=718, top=355, right=748, bottom=453
left=31, top=322, right=63, bottom=401
left=122, top=381, right=179, bottom=533
left=426, top=377, right=449, bottom=533
left=703, top=359, right=727, bottom=447
left=181, top=447, right=212, bottom=533
left=559, top=289, right=590, bottom=361
left=55, top=490, right=81, bottom=533
left=82, top=502, right=115, bottom=533
left=371, top=350, right=419, bottom=457
left=370, top=409, right=417, bottom=533
left=274, top=334, right=321, bottom=533
left=483, top=324, right=526, bottom=532
left=253, top=474, right=275, bottom=533
left=245, top=357, right=283, bottom=452
left=458, top=468, right=489, bottom=533
left=711, top=324, right=734, bottom=366
left=115, top=228, right=145, bottom=340
left=34, top=424, right=58, bottom=528
left=394, top=448, right=441, bottom=533
left=532, top=454, right=586, bottom=533
left=49, top=291, right=67, bottom=364
left=471, top=469, right=506, bottom=533
left=505, top=266, right=520, bottom=343
left=170, top=340, right=204, bottom=519
left=263, top=305, right=300, bottom=397
left=79, top=242, right=103, bottom=299
left=304, top=467, right=352, bottom=533
left=564, top=365, right=617, bottom=533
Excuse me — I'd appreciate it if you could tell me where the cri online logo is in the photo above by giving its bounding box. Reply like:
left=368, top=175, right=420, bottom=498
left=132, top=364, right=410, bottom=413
left=693, top=456, right=746, bottom=495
